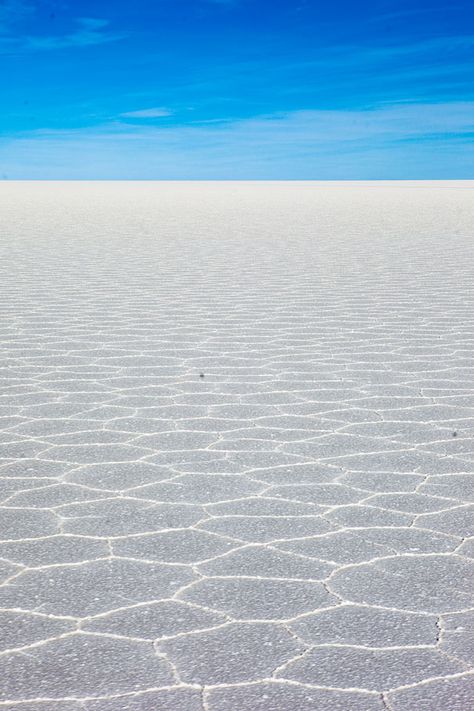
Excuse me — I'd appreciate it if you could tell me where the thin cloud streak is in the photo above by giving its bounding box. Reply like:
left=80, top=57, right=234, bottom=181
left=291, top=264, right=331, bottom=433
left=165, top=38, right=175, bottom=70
left=0, top=0, right=34, bottom=28
left=0, top=16, right=125, bottom=53
left=2, top=101, right=473, bottom=179
left=19, top=101, right=473, bottom=142
left=121, top=108, right=173, bottom=119
left=135, top=33, right=473, bottom=114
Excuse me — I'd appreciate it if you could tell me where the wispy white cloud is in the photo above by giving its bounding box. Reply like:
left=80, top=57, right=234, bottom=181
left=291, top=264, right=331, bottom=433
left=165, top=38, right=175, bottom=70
left=367, top=4, right=469, bottom=25
left=1, top=101, right=473, bottom=179
left=120, top=107, right=173, bottom=119
left=0, top=13, right=125, bottom=53
left=273, top=34, right=474, bottom=75
left=137, top=33, right=473, bottom=119
left=0, top=0, right=34, bottom=29
left=24, top=18, right=125, bottom=51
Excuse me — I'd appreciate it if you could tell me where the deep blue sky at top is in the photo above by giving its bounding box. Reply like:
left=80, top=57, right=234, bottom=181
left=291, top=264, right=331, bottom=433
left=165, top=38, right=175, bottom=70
left=0, top=0, right=473, bottom=178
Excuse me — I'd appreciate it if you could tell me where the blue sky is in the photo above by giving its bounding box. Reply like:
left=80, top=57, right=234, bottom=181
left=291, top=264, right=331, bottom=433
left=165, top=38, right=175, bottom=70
left=0, top=0, right=473, bottom=178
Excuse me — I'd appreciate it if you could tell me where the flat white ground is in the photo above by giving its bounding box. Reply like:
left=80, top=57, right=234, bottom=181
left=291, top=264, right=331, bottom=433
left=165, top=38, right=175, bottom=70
left=0, top=181, right=473, bottom=710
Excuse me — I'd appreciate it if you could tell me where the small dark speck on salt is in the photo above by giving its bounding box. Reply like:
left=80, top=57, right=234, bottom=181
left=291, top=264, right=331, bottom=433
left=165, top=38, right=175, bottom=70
left=199, top=373, right=205, bottom=378
left=452, top=432, right=457, bottom=437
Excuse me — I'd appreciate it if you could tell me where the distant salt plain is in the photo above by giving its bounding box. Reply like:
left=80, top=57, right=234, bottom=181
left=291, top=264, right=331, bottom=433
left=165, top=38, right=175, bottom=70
left=0, top=181, right=473, bottom=709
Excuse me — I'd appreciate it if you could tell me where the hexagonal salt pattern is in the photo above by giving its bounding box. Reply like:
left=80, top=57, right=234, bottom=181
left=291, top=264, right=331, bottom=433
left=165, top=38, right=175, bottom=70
left=0, top=181, right=473, bottom=709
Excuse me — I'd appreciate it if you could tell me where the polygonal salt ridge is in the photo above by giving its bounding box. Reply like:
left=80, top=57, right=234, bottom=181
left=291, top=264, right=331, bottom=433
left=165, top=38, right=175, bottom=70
left=328, top=553, right=474, bottom=614
left=282, top=388, right=366, bottom=405
left=157, top=621, right=305, bottom=686
left=130, top=430, right=221, bottom=450
left=106, top=417, right=185, bottom=434
left=164, top=458, right=246, bottom=474
left=63, top=461, right=178, bottom=489
left=456, top=538, right=474, bottom=557
left=149, top=416, right=252, bottom=433
left=0, top=633, right=176, bottom=700
left=0, top=459, right=72, bottom=478
left=0, top=477, right=60, bottom=503
left=83, top=688, right=205, bottom=710
left=0, top=535, right=109, bottom=568
left=3, top=483, right=114, bottom=508
left=276, top=404, right=378, bottom=421
left=205, top=407, right=281, bottom=425
left=69, top=405, right=138, bottom=420
left=351, top=525, right=461, bottom=553
left=209, top=437, right=282, bottom=452
left=35, top=430, right=137, bottom=446
left=196, top=543, right=337, bottom=580
left=386, top=672, right=474, bottom=710
left=0, top=558, right=196, bottom=617
left=1, top=406, right=60, bottom=423
left=205, top=496, right=327, bottom=517
left=411, top=455, right=473, bottom=476
left=414, top=505, right=474, bottom=538
left=57, top=498, right=207, bottom=537
left=264, top=482, right=368, bottom=506
left=203, top=451, right=310, bottom=472
left=274, top=526, right=460, bottom=565
left=4, top=418, right=106, bottom=441
left=205, top=682, right=385, bottom=711
left=279, top=435, right=412, bottom=461
left=143, top=449, right=242, bottom=469
left=338, top=420, right=456, bottom=444
left=63, top=393, right=124, bottom=406
left=276, top=643, right=466, bottom=691
left=0, top=507, right=60, bottom=540
left=0, top=558, right=24, bottom=584
left=323, top=504, right=414, bottom=528
left=337, top=470, right=426, bottom=492
left=124, top=473, right=265, bottom=504
left=0, top=437, right=48, bottom=456
left=198, top=514, right=336, bottom=543
left=83, top=599, right=230, bottom=640
left=0, top=700, right=83, bottom=710
left=0, top=610, right=76, bottom=654
left=0, top=430, right=45, bottom=447
left=16, top=380, right=114, bottom=396
left=418, top=436, right=474, bottom=457
left=111, top=528, right=242, bottom=564
left=213, top=426, right=336, bottom=449
left=103, top=373, right=184, bottom=386
left=248, top=415, right=341, bottom=430
left=179, top=576, right=338, bottom=620
left=319, top=449, right=457, bottom=472
left=438, top=610, right=474, bottom=665
left=34, top=443, right=159, bottom=464
left=173, top=393, right=252, bottom=408
left=419, top=473, right=474, bottom=501
left=119, top=405, right=209, bottom=420
left=360, top=492, right=467, bottom=514
left=21, top=404, right=118, bottom=420
left=314, top=407, right=384, bottom=423
left=243, top=462, right=343, bottom=485
left=288, top=604, right=439, bottom=647
left=35, top=367, right=123, bottom=378
left=0, top=416, right=26, bottom=430
left=222, top=391, right=306, bottom=407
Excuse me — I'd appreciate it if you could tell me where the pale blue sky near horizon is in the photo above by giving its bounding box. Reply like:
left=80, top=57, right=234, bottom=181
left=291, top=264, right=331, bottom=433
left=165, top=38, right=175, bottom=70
left=0, top=0, right=473, bottom=179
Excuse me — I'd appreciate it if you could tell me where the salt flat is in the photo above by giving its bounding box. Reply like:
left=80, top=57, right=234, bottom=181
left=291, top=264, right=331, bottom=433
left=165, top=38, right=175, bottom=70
left=0, top=181, right=473, bottom=710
